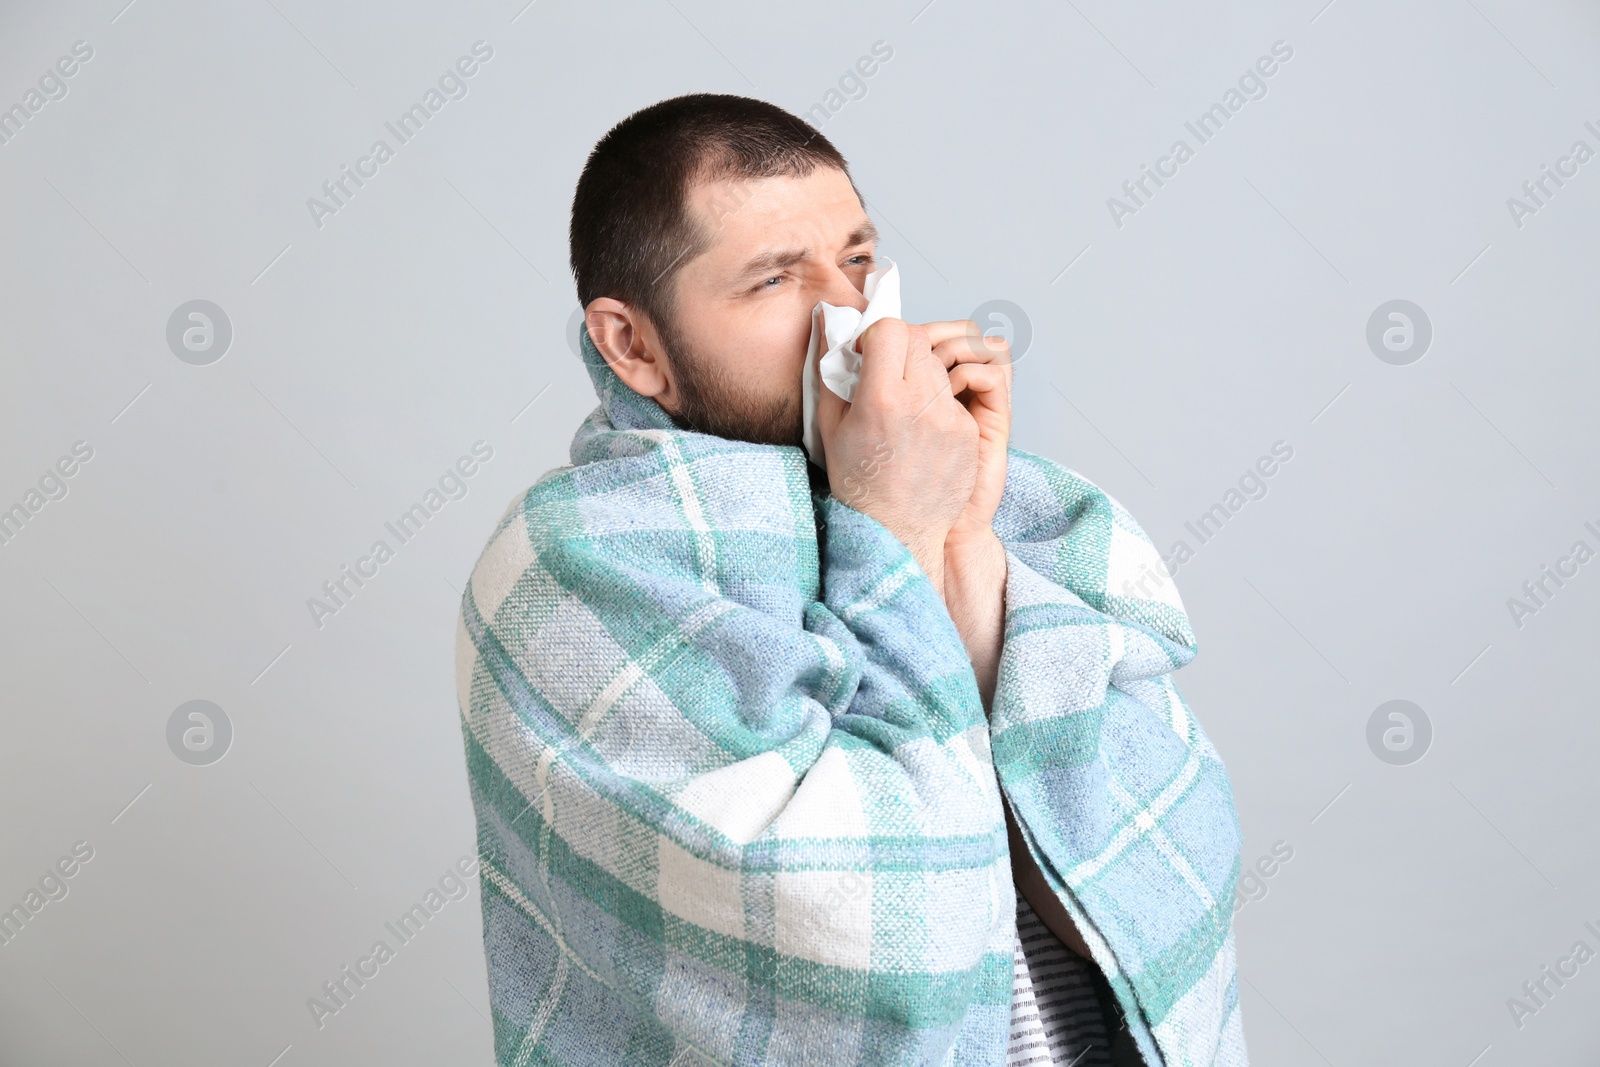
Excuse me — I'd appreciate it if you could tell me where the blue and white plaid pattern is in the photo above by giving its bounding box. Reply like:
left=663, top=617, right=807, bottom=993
left=453, top=325, right=1246, bottom=1065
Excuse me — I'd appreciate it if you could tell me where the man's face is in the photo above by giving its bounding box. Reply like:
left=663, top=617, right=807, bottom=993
left=657, top=165, right=877, bottom=446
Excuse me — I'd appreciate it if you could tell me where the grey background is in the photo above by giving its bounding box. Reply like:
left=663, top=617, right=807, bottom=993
left=1, top=0, right=1597, bottom=1063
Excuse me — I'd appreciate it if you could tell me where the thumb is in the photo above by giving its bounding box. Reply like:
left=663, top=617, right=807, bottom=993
left=816, top=378, right=848, bottom=444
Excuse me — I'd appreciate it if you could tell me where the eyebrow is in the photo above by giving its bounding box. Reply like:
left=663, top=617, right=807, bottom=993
left=730, top=220, right=881, bottom=283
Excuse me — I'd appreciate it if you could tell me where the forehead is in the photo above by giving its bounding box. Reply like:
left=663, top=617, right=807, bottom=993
left=682, top=167, right=869, bottom=264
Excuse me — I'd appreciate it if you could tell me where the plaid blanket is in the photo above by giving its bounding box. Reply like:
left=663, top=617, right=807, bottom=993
left=454, top=325, right=1247, bottom=1065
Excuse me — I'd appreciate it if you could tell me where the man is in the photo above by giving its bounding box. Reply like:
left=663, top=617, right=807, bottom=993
left=457, top=93, right=1246, bottom=1066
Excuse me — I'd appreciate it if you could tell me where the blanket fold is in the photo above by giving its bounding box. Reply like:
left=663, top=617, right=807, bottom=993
left=455, top=324, right=1246, bottom=1066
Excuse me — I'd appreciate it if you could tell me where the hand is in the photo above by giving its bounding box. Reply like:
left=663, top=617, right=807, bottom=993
left=817, top=318, right=979, bottom=592
left=927, top=321, right=1012, bottom=548
left=923, top=321, right=1012, bottom=711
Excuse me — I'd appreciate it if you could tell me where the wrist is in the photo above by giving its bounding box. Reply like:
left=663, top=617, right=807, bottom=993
left=842, top=503, right=949, bottom=596
left=942, top=529, right=1006, bottom=712
left=945, top=526, right=1004, bottom=570
left=943, top=531, right=1005, bottom=621
left=907, top=538, right=946, bottom=595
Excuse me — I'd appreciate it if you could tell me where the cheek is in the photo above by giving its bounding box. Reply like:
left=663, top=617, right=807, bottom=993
left=776, top=332, right=815, bottom=399
left=732, top=308, right=814, bottom=389
left=676, top=295, right=815, bottom=398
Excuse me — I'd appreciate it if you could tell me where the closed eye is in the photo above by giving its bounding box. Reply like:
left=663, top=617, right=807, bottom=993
left=747, top=254, right=874, bottom=294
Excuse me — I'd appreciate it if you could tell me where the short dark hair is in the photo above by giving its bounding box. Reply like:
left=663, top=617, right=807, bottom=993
left=569, top=93, right=857, bottom=342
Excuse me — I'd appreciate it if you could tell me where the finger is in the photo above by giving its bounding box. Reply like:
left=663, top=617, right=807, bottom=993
left=908, top=361, right=959, bottom=422
left=902, top=322, right=947, bottom=401
left=855, top=317, right=908, bottom=399
left=947, top=363, right=1011, bottom=415
left=921, top=319, right=981, bottom=349
left=816, top=372, right=848, bottom=441
left=921, top=319, right=1002, bottom=367
left=933, top=332, right=1010, bottom=370
left=947, top=364, right=1011, bottom=431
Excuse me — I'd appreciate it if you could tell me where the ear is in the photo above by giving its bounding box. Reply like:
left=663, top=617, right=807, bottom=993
left=584, top=298, right=680, bottom=411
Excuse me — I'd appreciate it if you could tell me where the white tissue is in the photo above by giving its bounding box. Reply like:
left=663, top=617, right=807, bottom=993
left=800, top=257, right=901, bottom=468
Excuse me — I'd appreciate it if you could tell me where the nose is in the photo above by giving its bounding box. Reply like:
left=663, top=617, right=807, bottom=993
left=818, top=265, right=870, bottom=313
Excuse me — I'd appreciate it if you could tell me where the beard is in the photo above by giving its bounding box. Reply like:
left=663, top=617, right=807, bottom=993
left=658, top=319, right=803, bottom=448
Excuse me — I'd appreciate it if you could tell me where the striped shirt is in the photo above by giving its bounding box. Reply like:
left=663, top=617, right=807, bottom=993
left=1006, top=887, right=1115, bottom=1066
